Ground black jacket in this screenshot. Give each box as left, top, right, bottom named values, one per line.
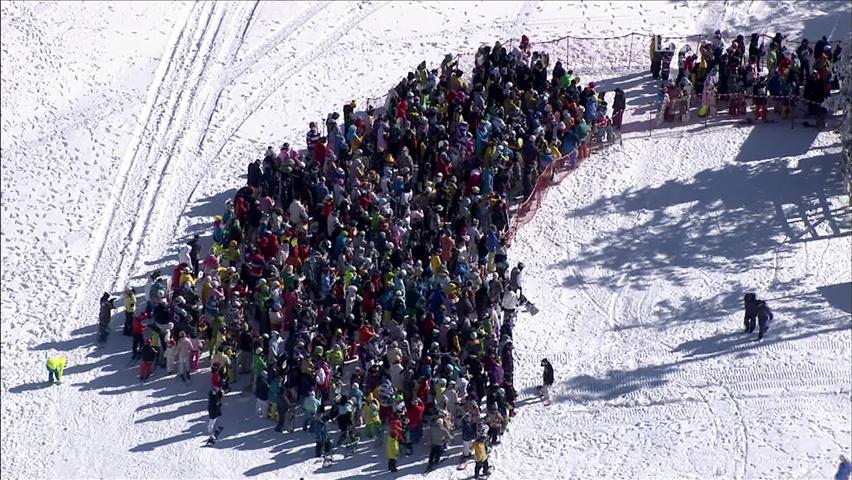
left=542, top=362, right=554, bottom=386
left=208, top=389, right=223, bottom=419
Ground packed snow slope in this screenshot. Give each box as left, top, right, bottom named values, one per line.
left=2, top=1, right=850, bottom=479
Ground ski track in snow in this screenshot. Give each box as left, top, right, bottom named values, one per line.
left=2, top=1, right=851, bottom=479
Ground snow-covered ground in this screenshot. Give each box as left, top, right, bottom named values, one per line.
left=1, top=1, right=850, bottom=479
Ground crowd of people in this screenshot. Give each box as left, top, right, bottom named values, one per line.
left=101, top=34, right=619, bottom=477
left=86, top=29, right=848, bottom=477
left=651, top=31, right=844, bottom=127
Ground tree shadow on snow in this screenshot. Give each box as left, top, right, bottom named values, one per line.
left=553, top=152, right=850, bottom=292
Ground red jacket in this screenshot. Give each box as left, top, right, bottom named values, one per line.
left=132, top=314, right=148, bottom=335
left=407, top=401, right=425, bottom=430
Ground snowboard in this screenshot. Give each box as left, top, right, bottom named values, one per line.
left=457, top=457, right=471, bottom=470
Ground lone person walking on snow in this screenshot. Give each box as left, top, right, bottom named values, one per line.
left=46, top=356, right=67, bottom=384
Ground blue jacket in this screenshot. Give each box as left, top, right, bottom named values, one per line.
left=585, top=96, right=599, bottom=123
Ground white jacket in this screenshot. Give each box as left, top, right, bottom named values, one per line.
left=501, top=290, right=519, bottom=311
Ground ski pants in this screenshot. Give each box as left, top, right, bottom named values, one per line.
left=131, top=334, right=144, bottom=358
left=123, top=312, right=133, bottom=336
left=177, top=357, right=191, bottom=378
left=745, top=314, right=757, bottom=332
left=207, top=417, right=220, bottom=437
left=47, top=367, right=62, bottom=383
left=428, top=445, right=443, bottom=466
left=758, top=316, right=769, bottom=338
left=462, top=439, right=473, bottom=457
left=256, top=399, right=269, bottom=418
left=140, top=361, right=154, bottom=379
left=475, top=460, right=490, bottom=477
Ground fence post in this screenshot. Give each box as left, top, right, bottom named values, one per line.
left=627, top=33, right=634, bottom=70
left=566, top=36, right=570, bottom=66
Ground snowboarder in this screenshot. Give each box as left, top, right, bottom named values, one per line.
left=46, top=356, right=67, bottom=384
left=540, top=358, right=554, bottom=404
left=755, top=299, right=773, bottom=340
left=743, top=292, right=759, bottom=333
left=207, top=387, right=224, bottom=444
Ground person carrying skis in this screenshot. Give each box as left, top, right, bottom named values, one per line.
left=46, top=356, right=67, bottom=384
left=540, top=358, right=554, bottom=404
left=207, top=387, right=224, bottom=444
left=755, top=299, right=773, bottom=340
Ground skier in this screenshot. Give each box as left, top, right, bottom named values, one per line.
left=46, top=356, right=67, bottom=384
left=207, top=387, right=224, bottom=445
left=743, top=292, right=759, bottom=333
left=755, top=299, right=773, bottom=340
left=98, top=292, right=117, bottom=343
left=540, top=358, right=554, bottom=404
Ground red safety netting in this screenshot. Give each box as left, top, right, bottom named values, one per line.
left=505, top=149, right=580, bottom=244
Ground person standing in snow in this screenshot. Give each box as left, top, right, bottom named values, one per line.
left=540, top=358, right=554, bottom=403
left=175, top=331, right=193, bottom=383
left=139, top=338, right=159, bottom=382
left=426, top=416, right=452, bottom=470
left=207, top=387, right=224, bottom=444
left=187, top=234, right=201, bottom=275
left=743, top=292, right=759, bottom=333
left=98, top=292, right=117, bottom=343
left=509, top=262, right=526, bottom=305
left=755, top=299, right=773, bottom=340
left=121, top=287, right=137, bottom=336
left=612, top=88, right=626, bottom=131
